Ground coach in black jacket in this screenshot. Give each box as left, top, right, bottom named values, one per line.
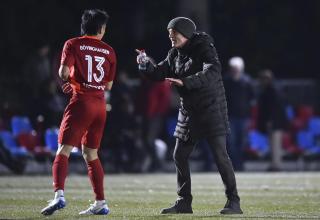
left=137, top=17, right=242, bottom=215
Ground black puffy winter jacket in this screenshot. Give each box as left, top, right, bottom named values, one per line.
left=140, top=32, right=230, bottom=140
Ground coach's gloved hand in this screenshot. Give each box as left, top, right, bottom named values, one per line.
left=61, top=82, right=72, bottom=94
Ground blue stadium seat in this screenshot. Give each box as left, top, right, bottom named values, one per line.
left=297, top=130, right=313, bottom=150
left=285, top=105, right=295, bottom=121
left=11, top=116, right=33, bottom=136
left=0, top=131, right=28, bottom=156
left=308, top=117, right=320, bottom=135
left=45, top=128, right=59, bottom=152
left=248, top=130, right=269, bottom=156
left=307, top=146, right=320, bottom=154
left=297, top=128, right=320, bottom=156
left=45, top=128, right=81, bottom=156
left=166, top=117, right=177, bottom=136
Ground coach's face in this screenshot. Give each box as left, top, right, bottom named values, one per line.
left=168, top=29, right=188, bottom=48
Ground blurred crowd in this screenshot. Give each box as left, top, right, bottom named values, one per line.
left=0, top=44, right=319, bottom=174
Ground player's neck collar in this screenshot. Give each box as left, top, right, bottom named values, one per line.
left=81, top=35, right=100, bottom=40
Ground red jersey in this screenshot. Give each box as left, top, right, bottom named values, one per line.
left=61, top=36, right=117, bottom=97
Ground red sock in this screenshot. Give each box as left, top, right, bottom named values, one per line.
left=87, top=159, right=105, bottom=200
left=52, top=154, right=69, bottom=192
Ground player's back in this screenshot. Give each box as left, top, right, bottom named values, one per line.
left=61, top=36, right=116, bottom=97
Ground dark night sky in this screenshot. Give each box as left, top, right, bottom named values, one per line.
left=0, top=0, right=319, bottom=79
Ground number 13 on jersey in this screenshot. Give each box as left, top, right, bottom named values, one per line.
left=85, top=55, right=105, bottom=83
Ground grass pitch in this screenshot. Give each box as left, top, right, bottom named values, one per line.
left=0, top=172, right=319, bottom=219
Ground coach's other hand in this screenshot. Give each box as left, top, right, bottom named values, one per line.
left=165, top=78, right=184, bottom=87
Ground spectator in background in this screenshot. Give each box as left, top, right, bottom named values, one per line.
left=106, top=70, right=143, bottom=172
left=24, top=43, right=52, bottom=87
left=0, top=140, right=27, bottom=174
left=45, top=80, right=67, bottom=126
left=224, top=57, right=255, bottom=171
left=23, top=43, right=53, bottom=119
left=142, top=80, right=171, bottom=171
left=257, top=69, right=287, bottom=171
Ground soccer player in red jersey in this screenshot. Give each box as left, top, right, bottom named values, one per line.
left=41, top=9, right=116, bottom=216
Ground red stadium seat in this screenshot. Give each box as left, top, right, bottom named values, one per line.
left=297, top=105, right=314, bottom=123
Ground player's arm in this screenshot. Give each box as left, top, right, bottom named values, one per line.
left=105, top=51, right=117, bottom=91
left=105, top=81, right=113, bottom=90
left=60, top=40, right=75, bottom=94
left=59, top=65, right=73, bottom=94
left=58, top=65, right=70, bottom=81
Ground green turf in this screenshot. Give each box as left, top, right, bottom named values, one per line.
left=0, top=173, right=319, bottom=219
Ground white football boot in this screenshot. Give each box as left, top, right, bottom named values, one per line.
left=79, top=200, right=109, bottom=215
left=41, top=196, right=66, bottom=215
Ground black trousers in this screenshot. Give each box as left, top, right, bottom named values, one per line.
left=173, top=135, right=240, bottom=202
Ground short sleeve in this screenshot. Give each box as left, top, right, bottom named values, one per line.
left=107, top=51, right=117, bottom=82
left=60, top=40, right=75, bottom=68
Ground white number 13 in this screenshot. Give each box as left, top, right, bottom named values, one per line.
left=85, top=55, right=105, bottom=83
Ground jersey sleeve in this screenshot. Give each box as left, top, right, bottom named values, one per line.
left=106, top=51, right=117, bottom=82
left=60, top=40, right=75, bottom=68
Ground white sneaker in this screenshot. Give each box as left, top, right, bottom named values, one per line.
left=79, top=201, right=110, bottom=215
left=41, top=196, right=66, bottom=215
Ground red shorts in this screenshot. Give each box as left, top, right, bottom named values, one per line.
left=58, top=94, right=106, bottom=149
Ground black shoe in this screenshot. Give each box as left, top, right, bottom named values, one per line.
left=220, top=199, right=243, bottom=214
left=160, top=198, right=193, bottom=214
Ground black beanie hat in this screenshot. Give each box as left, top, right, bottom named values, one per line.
left=167, top=17, right=196, bottom=39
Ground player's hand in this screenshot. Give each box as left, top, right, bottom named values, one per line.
left=135, top=49, right=148, bottom=64
left=165, top=78, right=184, bottom=87
left=61, top=82, right=73, bottom=94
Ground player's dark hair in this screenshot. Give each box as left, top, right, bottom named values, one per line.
left=81, top=9, right=109, bottom=36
